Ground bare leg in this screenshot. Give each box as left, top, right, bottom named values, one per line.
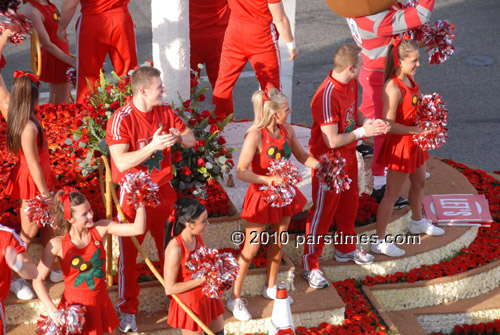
left=209, top=314, right=225, bottom=334
left=231, top=222, right=266, bottom=299
left=20, top=199, right=38, bottom=246
left=266, top=216, right=290, bottom=288
left=375, top=170, right=409, bottom=238
left=49, top=83, right=70, bottom=104
left=408, top=164, right=427, bottom=221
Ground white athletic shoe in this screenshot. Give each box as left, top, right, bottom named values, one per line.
left=302, top=269, right=330, bottom=289
left=119, top=313, right=137, bottom=333
left=409, top=218, right=445, bottom=236
left=261, top=285, right=294, bottom=304
left=10, top=278, right=36, bottom=300
left=371, top=240, right=406, bottom=257
left=227, top=297, right=251, bottom=321
left=335, top=249, right=375, bottom=265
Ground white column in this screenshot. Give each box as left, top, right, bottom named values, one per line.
left=151, top=0, right=190, bottom=104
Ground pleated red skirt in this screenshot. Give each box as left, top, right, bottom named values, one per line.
left=378, top=133, right=429, bottom=173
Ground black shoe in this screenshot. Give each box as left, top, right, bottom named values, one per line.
left=356, top=143, right=374, bottom=158
left=370, top=185, right=409, bottom=209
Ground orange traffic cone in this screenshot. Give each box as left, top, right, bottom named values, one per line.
left=268, top=283, right=295, bottom=335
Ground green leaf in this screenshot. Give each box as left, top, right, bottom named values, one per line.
left=219, top=113, right=233, bottom=130
left=91, top=248, right=101, bottom=263
left=205, top=162, right=213, bottom=170
left=218, top=156, right=227, bottom=164
left=74, top=273, right=86, bottom=288
left=93, top=258, right=105, bottom=268
left=86, top=275, right=95, bottom=290
left=93, top=268, right=105, bottom=279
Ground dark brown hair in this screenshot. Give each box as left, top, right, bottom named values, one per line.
left=6, top=75, right=42, bottom=154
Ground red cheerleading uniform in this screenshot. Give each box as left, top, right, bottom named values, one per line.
left=346, top=0, right=435, bottom=177
left=59, top=227, right=118, bottom=335
left=106, top=102, right=185, bottom=314
left=240, top=125, right=306, bottom=224
left=211, top=0, right=282, bottom=122
left=377, top=75, right=429, bottom=173
left=26, top=0, right=71, bottom=83
left=190, top=0, right=229, bottom=90
left=75, top=0, right=137, bottom=103
left=5, top=119, right=55, bottom=200
left=0, top=225, right=26, bottom=335
left=302, top=74, right=360, bottom=272
left=167, top=235, right=224, bottom=331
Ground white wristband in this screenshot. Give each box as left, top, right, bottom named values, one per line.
left=353, top=127, right=366, bottom=140
left=286, top=40, right=296, bottom=49
left=10, top=257, right=22, bottom=272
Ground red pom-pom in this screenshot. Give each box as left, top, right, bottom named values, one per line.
left=316, top=150, right=351, bottom=193
left=25, top=194, right=54, bottom=228
left=424, top=20, right=455, bottom=65
left=66, top=68, right=76, bottom=85
left=413, top=93, right=448, bottom=151
left=259, top=158, right=302, bottom=208
left=186, top=247, right=239, bottom=299
left=120, top=171, right=160, bottom=209
left=0, top=8, right=33, bottom=45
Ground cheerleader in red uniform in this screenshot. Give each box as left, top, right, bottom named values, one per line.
left=371, top=38, right=444, bottom=258
left=24, top=0, right=75, bottom=104
left=32, top=189, right=146, bottom=335
left=0, top=30, right=59, bottom=294
left=163, top=197, right=224, bottom=335
left=227, top=86, right=318, bottom=321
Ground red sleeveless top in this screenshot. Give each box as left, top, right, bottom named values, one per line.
left=377, top=75, right=429, bottom=173
left=250, top=124, right=292, bottom=175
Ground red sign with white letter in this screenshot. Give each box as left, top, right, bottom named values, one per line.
left=423, top=194, right=493, bottom=227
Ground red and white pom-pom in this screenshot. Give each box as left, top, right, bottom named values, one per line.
left=424, top=20, right=455, bottom=65
left=66, top=68, right=76, bottom=85
left=0, top=8, right=33, bottom=45
left=120, top=171, right=160, bottom=209
left=399, top=1, right=430, bottom=41
left=25, top=194, right=54, bottom=228
left=259, top=158, right=302, bottom=208
left=186, top=246, right=239, bottom=299
left=61, top=304, right=86, bottom=334
left=36, top=304, right=86, bottom=335
left=316, top=151, right=351, bottom=193
left=413, top=93, right=448, bottom=151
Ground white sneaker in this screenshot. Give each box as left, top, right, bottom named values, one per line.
left=371, top=240, right=406, bottom=257
left=302, top=269, right=330, bottom=289
left=10, top=278, right=36, bottom=300
left=409, top=218, right=445, bottom=236
left=49, top=269, right=64, bottom=283
left=261, top=285, right=294, bottom=304
left=226, top=297, right=251, bottom=321
left=119, top=313, right=137, bottom=333
left=335, top=249, right=375, bottom=265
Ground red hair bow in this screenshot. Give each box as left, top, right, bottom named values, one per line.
left=168, top=208, right=177, bottom=237
left=262, top=82, right=275, bottom=106
left=392, top=35, right=412, bottom=69
left=13, top=70, right=40, bottom=84
left=59, top=186, right=77, bottom=221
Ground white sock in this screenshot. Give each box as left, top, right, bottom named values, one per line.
left=377, top=238, right=384, bottom=244
left=373, top=176, right=387, bottom=190
left=412, top=217, right=425, bottom=225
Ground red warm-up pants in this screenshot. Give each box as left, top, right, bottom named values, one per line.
left=190, top=25, right=227, bottom=90
left=116, top=183, right=176, bottom=314
left=302, top=149, right=359, bottom=272
left=76, top=8, right=137, bottom=103
left=358, top=67, right=386, bottom=178
left=212, top=18, right=281, bottom=122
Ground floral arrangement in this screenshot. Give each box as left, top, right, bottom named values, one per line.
left=170, top=71, right=236, bottom=195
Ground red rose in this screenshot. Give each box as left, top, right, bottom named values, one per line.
left=181, top=166, right=191, bottom=176
left=173, top=151, right=182, bottom=163
left=110, top=101, right=121, bottom=110
left=95, top=118, right=103, bottom=125
left=194, top=139, right=205, bottom=151
left=217, top=136, right=226, bottom=145
left=198, top=94, right=206, bottom=102
left=220, top=147, right=228, bottom=155
left=86, top=105, right=95, bottom=113
left=74, top=119, right=83, bottom=128
left=183, top=100, right=191, bottom=108
left=188, top=117, right=197, bottom=126
left=201, top=110, right=211, bottom=119
left=210, top=124, right=219, bottom=134
left=80, top=133, right=90, bottom=144
left=197, top=158, right=205, bottom=167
